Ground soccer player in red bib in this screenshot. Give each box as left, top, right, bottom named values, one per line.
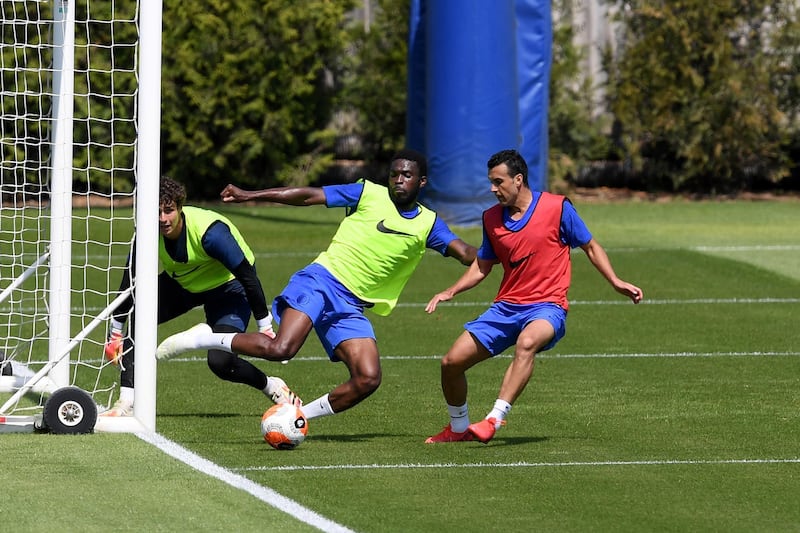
left=425, top=149, right=643, bottom=444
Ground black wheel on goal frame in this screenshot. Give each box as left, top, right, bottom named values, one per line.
left=42, top=386, right=98, bottom=434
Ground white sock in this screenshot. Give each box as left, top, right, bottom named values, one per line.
left=447, top=402, right=470, bottom=433
left=300, top=394, right=335, bottom=420
left=263, top=376, right=285, bottom=397
left=119, top=386, right=135, bottom=406
left=197, top=332, right=235, bottom=351
left=487, top=399, right=512, bottom=427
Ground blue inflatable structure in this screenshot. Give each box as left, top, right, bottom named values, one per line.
left=407, top=0, right=552, bottom=226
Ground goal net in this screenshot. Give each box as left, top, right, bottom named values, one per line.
left=0, top=0, right=161, bottom=433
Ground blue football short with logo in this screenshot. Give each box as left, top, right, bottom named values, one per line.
left=465, top=301, right=567, bottom=356
left=273, top=262, right=375, bottom=361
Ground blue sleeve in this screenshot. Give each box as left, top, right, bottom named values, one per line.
left=201, top=221, right=247, bottom=270
left=323, top=182, right=365, bottom=208
left=425, top=216, right=462, bottom=256
left=560, top=200, right=592, bottom=248
left=477, top=226, right=498, bottom=261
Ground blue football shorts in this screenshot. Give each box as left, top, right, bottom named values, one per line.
left=158, top=273, right=250, bottom=332
left=465, top=301, right=567, bottom=356
left=273, top=263, right=375, bottom=361
left=203, top=280, right=251, bottom=332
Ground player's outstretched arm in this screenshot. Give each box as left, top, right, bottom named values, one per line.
left=446, top=239, right=478, bottom=266
left=426, top=259, right=493, bottom=314
left=220, top=184, right=326, bottom=206
left=580, top=238, right=643, bottom=304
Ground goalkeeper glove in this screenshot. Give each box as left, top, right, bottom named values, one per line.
left=256, top=313, right=276, bottom=339
left=104, top=320, right=125, bottom=366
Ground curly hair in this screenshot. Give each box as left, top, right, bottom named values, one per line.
left=159, top=176, right=186, bottom=208
left=391, top=148, right=427, bottom=177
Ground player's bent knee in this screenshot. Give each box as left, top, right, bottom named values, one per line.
left=515, top=337, right=546, bottom=356
left=207, top=350, right=234, bottom=377
left=441, top=353, right=471, bottom=373
left=354, top=371, right=381, bottom=395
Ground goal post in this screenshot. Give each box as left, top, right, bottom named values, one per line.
left=49, top=0, right=77, bottom=395
left=0, top=0, right=162, bottom=434
left=133, top=0, right=163, bottom=434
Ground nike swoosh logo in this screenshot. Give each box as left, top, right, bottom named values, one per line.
left=509, top=254, right=533, bottom=268
left=172, top=265, right=201, bottom=279
left=376, top=220, right=414, bottom=237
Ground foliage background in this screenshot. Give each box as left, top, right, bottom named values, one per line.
left=606, top=0, right=800, bottom=193
left=160, top=0, right=354, bottom=196
left=3, top=0, right=799, bottom=196
left=149, top=0, right=800, bottom=194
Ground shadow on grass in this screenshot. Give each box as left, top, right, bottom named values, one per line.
left=309, top=432, right=405, bottom=443
left=471, top=436, right=550, bottom=446
left=158, top=412, right=245, bottom=419
left=304, top=433, right=550, bottom=446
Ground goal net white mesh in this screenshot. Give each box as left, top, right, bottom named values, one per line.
left=1, top=0, right=150, bottom=432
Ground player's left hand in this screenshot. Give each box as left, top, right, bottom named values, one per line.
left=425, top=290, right=455, bottom=314
left=618, top=283, right=643, bottom=304
left=104, top=328, right=124, bottom=365
left=256, top=313, right=276, bottom=339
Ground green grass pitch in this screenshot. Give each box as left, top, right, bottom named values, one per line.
left=2, top=198, right=798, bottom=532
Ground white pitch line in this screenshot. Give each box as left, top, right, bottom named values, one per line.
left=24, top=349, right=800, bottom=368
left=395, top=297, right=800, bottom=308
left=692, top=244, right=800, bottom=252
left=65, top=243, right=800, bottom=263
left=236, top=457, right=800, bottom=473
left=136, top=432, right=355, bottom=533
left=167, top=350, right=800, bottom=365
left=593, top=244, right=800, bottom=253
left=539, top=350, right=800, bottom=360
left=4, top=296, right=797, bottom=315
left=246, top=244, right=800, bottom=257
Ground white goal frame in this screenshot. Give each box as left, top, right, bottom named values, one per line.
left=0, top=0, right=163, bottom=433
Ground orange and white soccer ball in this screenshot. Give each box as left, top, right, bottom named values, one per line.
left=260, top=403, right=308, bottom=450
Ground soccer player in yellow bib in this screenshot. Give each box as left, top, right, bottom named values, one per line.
left=156, top=150, right=477, bottom=423
left=102, top=176, right=300, bottom=416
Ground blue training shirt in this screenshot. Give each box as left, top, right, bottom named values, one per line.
left=323, top=181, right=459, bottom=256
left=200, top=221, right=247, bottom=270
left=478, top=192, right=592, bottom=261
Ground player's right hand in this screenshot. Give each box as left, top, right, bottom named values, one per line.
left=220, top=184, right=248, bottom=203
left=104, top=329, right=124, bottom=365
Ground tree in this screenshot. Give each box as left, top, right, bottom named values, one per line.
left=160, top=0, right=355, bottom=196
left=548, top=0, right=615, bottom=190
left=336, top=0, right=410, bottom=164
left=607, top=1, right=800, bottom=192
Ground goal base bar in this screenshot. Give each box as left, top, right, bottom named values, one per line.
left=0, top=415, right=43, bottom=433
left=94, top=416, right=149, bottom=433
left=0, top=414, right=148, bottom=434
